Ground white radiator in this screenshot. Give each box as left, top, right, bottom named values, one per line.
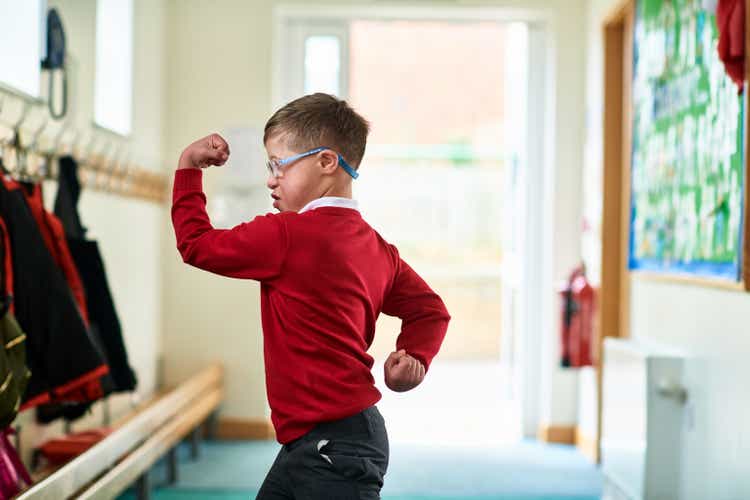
left=601, top=338, right=686, bottom=500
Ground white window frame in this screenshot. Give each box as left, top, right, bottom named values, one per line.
left=275, top=18, right=349, bottom=106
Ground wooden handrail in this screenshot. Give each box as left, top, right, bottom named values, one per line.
left=77, top=388, right=223, bottom=499
left=16, top=363, right=223, bottom=500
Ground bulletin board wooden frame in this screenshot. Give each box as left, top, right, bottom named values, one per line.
left=624, top=0, right=750, bottom=292
left=594, top=0, right=636, bottom=467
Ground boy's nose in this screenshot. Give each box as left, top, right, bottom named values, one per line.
left=266, top=173, right=278, bottom=189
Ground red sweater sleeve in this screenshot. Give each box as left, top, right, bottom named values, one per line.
left=171, top=169, right=287, bottom=280
left=382, top=249, right=451, bottom=372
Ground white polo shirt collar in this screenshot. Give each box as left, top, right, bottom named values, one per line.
left=298, top=197, right=359, bottom=214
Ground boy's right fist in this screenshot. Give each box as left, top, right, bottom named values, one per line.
left=178, top=133, right=230, bottom=170
left=384, top=349, right=425, bottom=392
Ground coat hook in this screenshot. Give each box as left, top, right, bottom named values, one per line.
left=96, top=142, right=117, bottom=190
left=25, top=117, right=49, bottom=181
left=12, top=101, right=32, bottom=135
left=42, top=123, right=69, bottom=181
left=85, top=135, right=97, bottom=163
left=104, top=145, right=126, bottom=192
left=51, top=121, right=69, bottom=156
left=29, top=116, right=49, bottom=150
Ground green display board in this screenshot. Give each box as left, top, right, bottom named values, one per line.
left=629, top=0, right=746, bottom=281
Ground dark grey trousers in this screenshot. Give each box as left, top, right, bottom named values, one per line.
left=256, top=406, right=389, bottom=500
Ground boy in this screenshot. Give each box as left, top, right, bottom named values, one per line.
left=171, top=93, right=450, bottom=499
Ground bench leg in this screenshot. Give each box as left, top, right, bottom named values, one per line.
left=102, top=397, right=112, bottom=427
left=13, top=425, right=21, bottom=457
left=167, top=447, right=178, bottom=485
left=136, top=472, right=151, bottom=500
left=190, top=426, right=201, bottom=460
left=206, top=410, right=219, bottom=440
left=31, top=448, right=41, bottom=471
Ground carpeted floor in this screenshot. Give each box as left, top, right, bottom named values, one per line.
left=117, top=439, right=602, bottom=500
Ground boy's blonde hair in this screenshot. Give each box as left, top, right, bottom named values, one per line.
left=264, top=93, right=370, bottom=168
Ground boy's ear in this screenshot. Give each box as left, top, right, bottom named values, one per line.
left=319, top=150, right=339, bottom=174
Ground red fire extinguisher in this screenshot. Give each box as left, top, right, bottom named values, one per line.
left=559, top=264, right=595, bottom=368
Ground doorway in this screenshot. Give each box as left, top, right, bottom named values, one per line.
left=273, top=4, right=548, bottom=444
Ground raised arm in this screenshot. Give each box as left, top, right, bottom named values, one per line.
left=171, top=134, right=287, bottom=281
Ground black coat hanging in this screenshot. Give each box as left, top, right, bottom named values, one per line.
left=54, top=156, right=137, bottom=393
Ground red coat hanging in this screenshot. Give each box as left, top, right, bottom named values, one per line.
left=717, top=0, right=746, bottom=93
left=0, top=218, right=13, bottom=315
left=20, top=183, right=90, bottom=326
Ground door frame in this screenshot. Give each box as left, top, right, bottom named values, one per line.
left=598, top=0, right=635, bottom=463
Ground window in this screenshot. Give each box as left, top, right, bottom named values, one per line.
left=304, top=36, right=341, bottom=95
left=275, top=19, right=349, bottom=106
left=0, top=0, right=46, bottom=99
left=94, top=0, right=133, bottom=135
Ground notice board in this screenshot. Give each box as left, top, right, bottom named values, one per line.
left=629, top=0, right=748, bottom=286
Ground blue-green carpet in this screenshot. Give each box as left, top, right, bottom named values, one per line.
left=117, top=440, right=602, bottom=500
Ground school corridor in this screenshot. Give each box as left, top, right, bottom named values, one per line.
left=117, top=440, right=602, bottom=500
left=0, top=0, right=748, bottom=499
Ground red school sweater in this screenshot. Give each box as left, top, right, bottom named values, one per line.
left=171, top=169, right=451, bottom=444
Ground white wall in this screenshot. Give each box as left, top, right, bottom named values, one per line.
left=161, top=0, right=586, bottom=432
left=0, top=0, right=166, bottom=461
left=629, top=281, right=750, bottom=499
left=583, top=0, right=750, bottom=497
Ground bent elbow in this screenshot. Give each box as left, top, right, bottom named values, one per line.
left=436, top=296, right=451, bottom=323
left=176, top=239, right=199, bottom=266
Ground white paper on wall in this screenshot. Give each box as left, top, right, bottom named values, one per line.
left=208, top=127, right=270, bottom=227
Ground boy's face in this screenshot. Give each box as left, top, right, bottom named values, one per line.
left=265, top=133, right=327, bottom=213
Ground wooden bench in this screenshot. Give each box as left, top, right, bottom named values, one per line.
left=16, top=363, right=224, bottom=500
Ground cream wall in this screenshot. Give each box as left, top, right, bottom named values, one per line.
left=583, top=0, right=750, bottom=497
left=161, top=0, right=275, bottom=420
left=0, top=0, right=166, bottom=461
left=161, top=0, right=587, bottom=431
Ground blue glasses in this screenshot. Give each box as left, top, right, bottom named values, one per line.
left=266, top=147, right=359, bottom=179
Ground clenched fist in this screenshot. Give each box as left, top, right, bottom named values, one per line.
left=384, top=349, right=425, bottom=392
left=178, top=133, right=230, bottom=170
